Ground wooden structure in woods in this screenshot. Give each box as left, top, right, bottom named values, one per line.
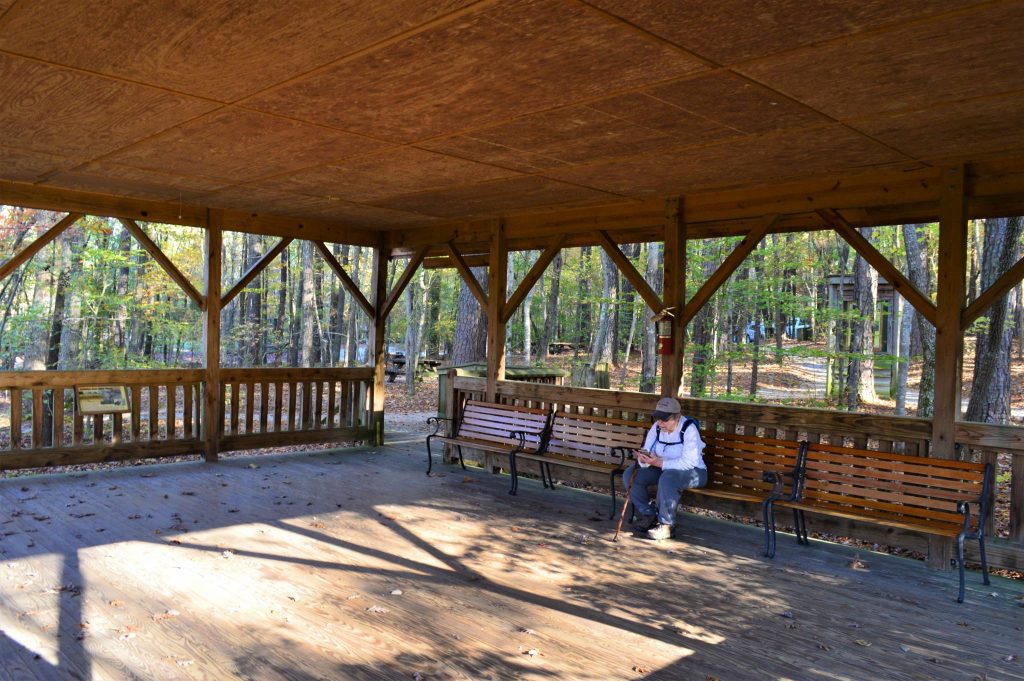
left=2, top=1, right=1024, bottom=572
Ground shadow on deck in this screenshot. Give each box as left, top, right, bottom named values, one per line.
left=0, top=434, right=1021, bottom=680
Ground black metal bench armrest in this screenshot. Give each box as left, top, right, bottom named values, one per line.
left=426, top=416, right=451, bottom=438
left=510, top=428, right=543, bottom=453
left=611, top=446, right=641, bottom=468
left=762, top=469, right=799, bottom=500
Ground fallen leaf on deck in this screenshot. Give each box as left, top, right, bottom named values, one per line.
left=153, top=609, right=180, bottom=621
left=247, top=464, right=260, bottom=469
left=818, top=643, right=831, bottom=651
left=632, top=665, right=650, bottom=673
left=899, top=644, right=911, bottom=653
left=390, top=589, right=403, bottom=596
left=518, top=627, right=536, bottom=635
left=779, top=611, right=794, bottom=619
left=221, top=550, right=234, bottom=558
left=525, top=648, right=538, bottom=657
left=855, top=640, right=872, bottom=647
left=110, top=600, right=125, bottom=607
left=412, top=673, right=423, bottom=681
left=365, top=605, right=389, bottom=613
left=176, top=659, right=195, bottom=666
left=461, top=476, right=473, bottom=483
left=1004, top=655, right=1019, bottom=662
left=848, top=555, right=867, bottom=569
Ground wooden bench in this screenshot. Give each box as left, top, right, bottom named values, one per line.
left=765, top=442, right=992, bottom=602
left=511, top=411, right=649, bottom=512
left=425, top=400, right=551, bottom=488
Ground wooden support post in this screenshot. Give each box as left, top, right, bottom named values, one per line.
left=203, top=212, right=222, bottom=462
left=486, top=219, right=507, bottom=402
left=370, top=239, right=388, bottom=445
left=930, top=165, right=968, bottom=569
left=661, top=198, right=685, bottom=397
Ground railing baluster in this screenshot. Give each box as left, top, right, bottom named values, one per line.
left=146, top=385, right=157, bottom=440
left=183, top=382, right=193, bottom=439
left=131, top=385, right=142, bottom=442
left=11, top=388, right=22, bottom=449
left=245, top=381, right=254, bottom=434
left=288, top=381, right=298, bottom=431
left=168, top=383, right=178, bottom=441
left=53, top=387, right=65, bottom=447
left=93, top=414, right=104, bottom=445
left=32, top=389, right=43, bottom=448
left=259, top=381, right=269, bottom=434
left=274, top=382, right=284, bottom=432
left=112, top=409, right=123, bottom=445
left=230, top=382, right=240, bottom=435
left=327, top=380, right=337, bottom=429
left=313, top=381, right=323, bottom=429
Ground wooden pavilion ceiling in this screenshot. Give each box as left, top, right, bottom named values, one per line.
left=1, top=0, right=1023, bottom=239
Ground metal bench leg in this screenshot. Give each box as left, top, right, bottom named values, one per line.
left=509, top=452, right=518, bottom=496
left=538, top=460, right=550, bottom=489
left=762, top=500, right=774, bottom=558
left=794, top=509, right=808, bottom=545
left=545, top=462, right=555, bottom=489
left=957, top=533, right=967, bottom=603
left=979, top=534, right=990, bottom=585
left=456, top=444, right=466, bottom=471
left=425, top=436, right=433, bottom=476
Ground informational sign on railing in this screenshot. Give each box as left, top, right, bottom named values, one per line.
left=75, top=385, right=131, bottom=414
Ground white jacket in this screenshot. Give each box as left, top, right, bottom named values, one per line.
left=641, top=419, right=705, bottom=471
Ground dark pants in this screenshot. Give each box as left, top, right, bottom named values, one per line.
left=623, top=463, right=708, bottom=525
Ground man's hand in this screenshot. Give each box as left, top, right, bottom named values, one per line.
left=637, top=450, right=663, bottom=468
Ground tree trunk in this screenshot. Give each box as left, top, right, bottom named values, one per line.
left=539, top=250, right=562, bottom=361
left=902, top=223, right=936, bottom=417
left=640, top=242, right=662, bottom=393
left=299, top=240, right=315, bottom=367
left=451, top=266, right=488, bottom=364
left=590, top=249, right=616, bottom=366
left=690, top=241, right=717, bottom=397
left=855, top=229, right=878, bottom=404
left=895, top=296, right=913, bottom=416
left=333, top=244, right=348, bottom=364
left=277, top=245, right=289, bottom=366
left=965, top=216, right=1024, bottom=424
left=346, top=247, right=362, bottom=366
left=522, top=251, right=537, bottom=363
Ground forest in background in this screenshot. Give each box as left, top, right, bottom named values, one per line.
left=1, top=205, right=1022, bottom=427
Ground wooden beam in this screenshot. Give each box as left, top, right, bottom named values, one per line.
left=446, top=241, right=488, bottom=310
left=0, top=212, right=81, bottom=283
left=221, top=237, right=293, bottom=307
left=486, top=220, right=508, bottom=402
left=819, top=210, right=938, bottom=327
left=380, top=246, right=428, bottom=321
left=682, top=215, right=776, bottom=326
left=662, top=198, right=685, bottom=397
left=594, top=230, right=665, bottom=314
left=930, top=165, right=968, bottom=569
left=962, top=252, right=1024, bottom=330
left=312, top=241, right=374, bottom=318
left=370, top=238, right=388, bottom=445
left=502, top=234, right=567, bottom=325
left=424, top=253, right=489, bottom=269
left=203, top=211, right=222, bottom=463
left=119, top=218, right=204, bottom=308
left=0, top=180, right=378, bottom=245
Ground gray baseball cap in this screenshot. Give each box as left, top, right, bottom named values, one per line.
left=652, top=396, right=681, bottom=420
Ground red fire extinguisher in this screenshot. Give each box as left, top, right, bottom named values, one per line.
left=655, top=312, right=674, bottom=355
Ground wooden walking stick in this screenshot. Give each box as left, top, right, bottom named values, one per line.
left=613, top=454, right=642, bottom=542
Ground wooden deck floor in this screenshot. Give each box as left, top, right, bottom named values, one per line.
left=0, top=435, right=1021, bottom=681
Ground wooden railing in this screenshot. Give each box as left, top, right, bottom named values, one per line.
left=0, top=367, right=375, bottom=471
left=448, top=376, right=1024, bottom=566
left=218, top=367, right=374, bottom=452
left=0, top=369, right=204, bottom=469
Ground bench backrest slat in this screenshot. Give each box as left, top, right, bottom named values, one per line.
left=544, top=411, right=648, bottom=465
left=703, top=432, right=804, bottom=495
left=801, top=443, right=987, bottom=530
left=456, top=400, right=550, bottom=447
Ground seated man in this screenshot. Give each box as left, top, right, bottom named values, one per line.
left=623, top=396, right=707, bottom=540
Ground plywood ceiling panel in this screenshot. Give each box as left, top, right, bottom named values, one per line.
left=853, top=93, right=1024, bottom=162
left=417, top=137, right=572, bottom=174
left=0, top=54, right=216, bottom=158
left=545, top=126, right=906, bottom=196
left=586, top=0, right=974, bottom=64
left=443, top=105, right=674, bottom=169
left=245, top=0, right=707, bottom=141
left=105, top=109, right=388, bottom=183
left=0, top=146, right=74, bottom=182
left=268, top=147, right=519, bottom=203
left=375, top=175, right=622, bottom=219
left=0, top=0, right=475, bottom=101
left=738, top=2, right=1024, bottom=120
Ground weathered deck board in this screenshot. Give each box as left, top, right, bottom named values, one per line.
left=0, top=436, right=1021, bottom=681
